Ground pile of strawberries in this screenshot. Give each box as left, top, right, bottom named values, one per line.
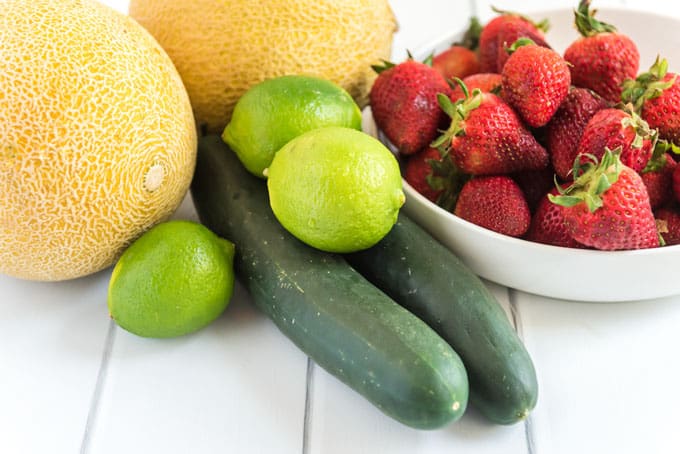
left=370, top=0, right=680, bottom=251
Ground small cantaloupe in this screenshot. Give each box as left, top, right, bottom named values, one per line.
left=0, top=0, right=197, bottom=281
left=128, top=0, right=398, bottom=134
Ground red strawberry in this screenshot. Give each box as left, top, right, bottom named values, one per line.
left=563, top=0, right=639, bottom=103
left=433, top=84, right=549, bottom=175
left=655, top=205, right=680, bottom=246
left=433, top=16, right=482, bottom=80
left=526, top=187, right=588, bottom=248
left=478, top=9, right=549, bottom=73
left=454, top=176, right=531, bottom=237
left=450, top=73, right=502, bottom=102
left=404, top=147, right=444, bottom=203
left=641, top=152, right=677, bottom=210
left=433, top=46, right=480, bottom=80
left=370, top=58, right=451, bottom=155
left=546, top=87, right=608, bottom=180
left=550, top=149, right=659, bottom=250
left=494, top=20, right=552, bottom=72
left=501, top=39, right=571, bottom=128
left=673, top=160, right=680, bottom=203
left=512, top=166, right=556, bottom=213
left=404, top=147, right=469, bottom=210
left=576, top=107, right=657, bottom=174
left=622, top=56, right=680, bottom=146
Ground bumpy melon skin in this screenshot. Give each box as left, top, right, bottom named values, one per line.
left=0, top=0, right=197, bottom=281
left=129, top=0, right=397, bottom=134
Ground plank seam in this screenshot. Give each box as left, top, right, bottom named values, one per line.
left=508, top=288, right=536, bottom=454
left=79, top=319, right=116, bottom=454
left=302, top=357, right=315, bottom=454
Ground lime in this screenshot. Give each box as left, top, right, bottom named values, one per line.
left=266, top=126, right=405, bottom=253
left=107, top=220, right=235, bottom=338
left=222, top=74, right=362, bottom=178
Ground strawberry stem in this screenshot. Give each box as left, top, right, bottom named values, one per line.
left=574, top=0, right=617, bottom=37
left=425, top=154, right=470, bottom=211
left=371, top=53, right=435, bottom=74
left=621, top=56, right=677, bottom=112
left=643, top=138, right=680, bottom=173
left=549, top=148, right=623, bottom=213
left=506, top=37, right=536, bottom=55
left=619, top=106, right=658, bottom=150
left=455, top=17, right=483, bottom=50
left=371, top=60, right=396, bottom=74
left=431, top=80, right=482, bottom=152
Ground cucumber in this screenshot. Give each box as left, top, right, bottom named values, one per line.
left=190, top=135, right=469, bottom=430
left=346, top=214, right=538, bottom=425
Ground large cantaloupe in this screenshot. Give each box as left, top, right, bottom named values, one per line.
left=128, top=0, right=397, bottom=134
left=0, top=0, right=197, bottom=281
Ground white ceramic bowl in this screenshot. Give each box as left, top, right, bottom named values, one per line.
left=364, top=7, right=680, bottom=302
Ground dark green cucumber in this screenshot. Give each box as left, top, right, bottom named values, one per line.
left=190, top=135, right=468, bottom=429
left=347, top=214, right=538, bottom=425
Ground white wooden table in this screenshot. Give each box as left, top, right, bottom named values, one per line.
left=3, top=1, right=680, bottom=453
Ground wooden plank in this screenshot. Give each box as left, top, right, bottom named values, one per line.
left=84, top=283, right=309, bottom=454
left=516, top=291, right=680, bottom=453
left=0, top=272, right=111, bottom=454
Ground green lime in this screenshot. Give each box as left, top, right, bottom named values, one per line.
left=222, top=74, right=362, bottom=178
left=107, top=220, right=235, bottom=338
left=266, top=126, right=405, bottom=253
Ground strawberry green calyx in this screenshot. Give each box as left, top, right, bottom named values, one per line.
left=644, top=139, right=680, bottom=174
left=621, top=56, right=677, bottom=111
left=431, top=79, right=482, bottom=151
left=425, top=152, right=470, bottom=211
left=405, top=50, right=434, bottom=67
left=371, top=53, right=434, bottom=74
left=573, top=0, right=617, bottom=37
left=371, top=60, right=396, bottom=74
left=506, top=37, right=537, bottom=54
left=490, top=6, right=550, bottom=32
left=456, top=16, right=483, bottom=50
left=549, top=148, right=623, bottom=213
left=620, top=106, right=658, bottom=149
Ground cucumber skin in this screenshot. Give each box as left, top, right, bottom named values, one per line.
left=190, top=135, right=469, bottom=430
left=347, top=215, right=538, bottom=425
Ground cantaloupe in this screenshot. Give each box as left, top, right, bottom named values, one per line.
left=0, top=0, right=197, bottom=281
left=128, top=0, right=398, bottom=134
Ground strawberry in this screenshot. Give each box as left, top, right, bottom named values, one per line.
left=550, top=148, right=659, bottom=250
left=404, top=147, right=444, bottom=203
left=512, top=166, right=556, bottom=213
left=404, top=147, right=469, bottom=210
left=641, top=151, right=677, bottom=210
left=622, top=56, right=680, bottom=146
left=526, top=187, right=588, bottom=248
left=478, top=9, right=549, bottom=73
left=433, top=46, right=480, bottom=81
left=501, top=39, right=571, bottom=128
left=494, top=20, right=552, bottom=72
left=454, top=175, right=531, bottom=237
left=450, top=73, right=502, bottom=102
left=563, top=0, right=639, bottom=103
left=546, top=87, right=608, bottom=180
left=576, top=107, right=657, bottom=174
left=433, top=84, right=549, bottom=175
left=673, top=160, right=680, bottom=203
left=655, top=205, right=680, bottom=246
left=370, top=58, right=451, bottom=155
